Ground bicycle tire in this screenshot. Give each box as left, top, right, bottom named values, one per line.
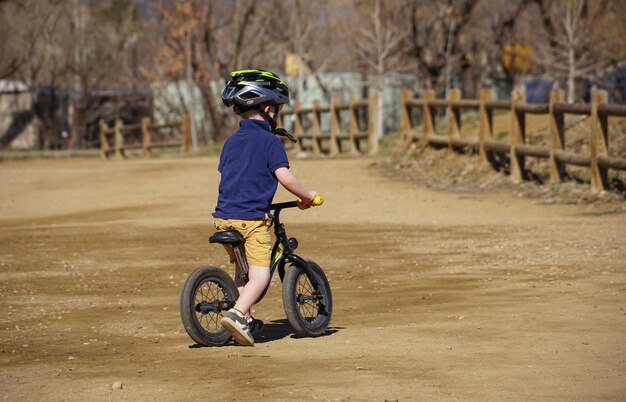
left=180, top=265, right=238, bottom=346
left=282, top=259, right=332, bottom=337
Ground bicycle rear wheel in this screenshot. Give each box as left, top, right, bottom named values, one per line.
left=282, top=259, right=332, bottom=337
left=180, top=265, right=238, bottom=346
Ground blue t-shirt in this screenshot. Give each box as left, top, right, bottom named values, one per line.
left=213, top=119, right=289, bottom=219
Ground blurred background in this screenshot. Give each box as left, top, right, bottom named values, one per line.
left=0, top=0, right=625, bottom=151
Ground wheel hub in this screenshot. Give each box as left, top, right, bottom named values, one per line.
left=195, top=300, right=233, bottom=314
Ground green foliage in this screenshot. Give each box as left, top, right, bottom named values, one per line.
left=95, top=0, right=140, bottom=28
left=496, top=130, right=509, bottom=140
left=460, top=112, right=480, bottom=131
left=0, top=149, right=101, bottom=162
left=0, top=144, right=223, bottom=162
left=378, top=131, right=401, bottom=156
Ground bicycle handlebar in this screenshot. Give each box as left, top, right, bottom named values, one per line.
left=270, top=195, right=324, bottom=211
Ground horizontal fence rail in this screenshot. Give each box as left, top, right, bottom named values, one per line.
left=99, top=114, right=190, bottom=159
left=278, top=93, right=379, bottom=157
left=401, top=88, right=626, bottom=192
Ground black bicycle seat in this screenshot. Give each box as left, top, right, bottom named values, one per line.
left=208, top=230, right=245, bottom=246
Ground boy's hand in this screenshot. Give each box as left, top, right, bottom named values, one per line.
left=297, top=191, right=319, bottom=209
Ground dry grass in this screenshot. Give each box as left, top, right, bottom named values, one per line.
left=383, top=111, right=626, bottom=204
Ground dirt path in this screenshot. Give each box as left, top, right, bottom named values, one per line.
left=1, top=156, right=625, bottom=401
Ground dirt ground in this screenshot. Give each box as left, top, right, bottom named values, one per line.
left=1, top=155, right=625, bottom=401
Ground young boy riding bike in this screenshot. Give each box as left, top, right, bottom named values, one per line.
left=215, top=69, right=318, bottom=346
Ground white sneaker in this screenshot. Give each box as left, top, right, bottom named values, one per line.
left=221, top=309, right=254, bottom=346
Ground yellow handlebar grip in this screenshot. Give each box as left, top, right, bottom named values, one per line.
left=297, top=195, right=324, bottom=209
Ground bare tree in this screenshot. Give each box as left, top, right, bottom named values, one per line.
left=65, top=0, right=144, bottom=147
left=1, top=0, right=71, bottom=148
left=4, top=0, right=622, bottom=150
left=195, top=0, right=276, bottom=140
left=350, top=0, right=410, bottom=137
left=292, top=0, right=310, bottom=99
left=279, top=0, right=340, bottom=103
left=143, top=0, right=285, bottom=142
left=406, top=0, right=479, bottom=97
left=2, top=0, right=147, bottom=148
left=0, top=3, right=23, bottom=80
left=0, top=1, right=67, bottom=87
left=467, top=0, right=527, bottom=96
left=530, top=0, right=610, bottom=102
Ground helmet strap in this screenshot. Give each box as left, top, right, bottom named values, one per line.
left=257, top=105, right=296, bottom=142
left=257, top=105, right=280, bottom=132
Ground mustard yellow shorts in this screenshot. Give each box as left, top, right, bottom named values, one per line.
left=213, top=217, right=272, bottom=267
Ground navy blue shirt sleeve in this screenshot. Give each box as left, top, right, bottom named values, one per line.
left=268, top=136, right=289, bottom=173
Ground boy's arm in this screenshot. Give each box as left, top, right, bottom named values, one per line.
left=274, top=167, right=317, bottom=208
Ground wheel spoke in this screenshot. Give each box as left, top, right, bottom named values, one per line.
left=295, top=272, right=320, bottom=321
left=193, top=279, right=230, bottom=332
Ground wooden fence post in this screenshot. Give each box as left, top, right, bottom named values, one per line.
left=478, top=88, right=492, bottom=163
left=311, top=100, right=322, bottom=157
left=292, top=101, right=304, bottom=154
left=114, top=119, right=124, bottom=159
left=99, top=120, right=110, bottom=159
left=422, top=89, right=436, bottom=148
left=368, top=92, right=379, bottom=156
left=549, top=89, right=566, bottom=183
left=590, top=89, right=609, bottom=192
left=348, top=96, right=360, bottom=155
left=182, top=113, right=191, bottom=153
left=447, top=88, right=462, bottom=150
left=510, top=88, right=526, bottom=183
left=141, top=117, right=151, bottom=158
left=329, top=97, right=341, bottom=157
left=400, top=88, right=412, bottom=144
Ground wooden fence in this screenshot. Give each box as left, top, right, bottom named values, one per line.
left=278, top=92, right=379, bottom=156
left=99, top=114, right=190, bottom=159
left=401, top=88, right=626, bottom=192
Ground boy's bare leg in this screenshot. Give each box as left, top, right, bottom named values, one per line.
left=233, top=263, right=245, bottom=297
left=232, top=263, right=250, bottom=319
left=221, top=264, right=269, bottom=346
left=233, top=265, right=270, bottom=316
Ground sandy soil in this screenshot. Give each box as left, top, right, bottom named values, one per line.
left=1, top=156, right=625, bottom=401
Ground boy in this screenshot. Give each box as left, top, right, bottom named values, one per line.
left=215, top=69, right=317, bottom=346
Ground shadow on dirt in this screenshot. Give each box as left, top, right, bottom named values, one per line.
left=187, top=319, right=340, bottom=348
left=254, top=319, right=297, bottom=343
left=255, top=319, right=340, bottom=344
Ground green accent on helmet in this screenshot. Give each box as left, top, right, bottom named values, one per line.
left=230, top=69, right=286, bottom=85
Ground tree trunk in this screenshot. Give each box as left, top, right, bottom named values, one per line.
left=72, top=98, right=89, bottom=149
left=376, top=74, right=384, bottom=138
left=567, top=47, right=576, bottom=103
left=185, top=32, right=198, bottom=151
left=199, top=83, right=228, bottom=143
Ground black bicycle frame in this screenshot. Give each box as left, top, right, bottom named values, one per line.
left=255, top=201, right=308, bottom=303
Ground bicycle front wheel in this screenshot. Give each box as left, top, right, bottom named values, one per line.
left=179, top=265, right=238, bottom=346
left=282, top=259, right=332, bottom=337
